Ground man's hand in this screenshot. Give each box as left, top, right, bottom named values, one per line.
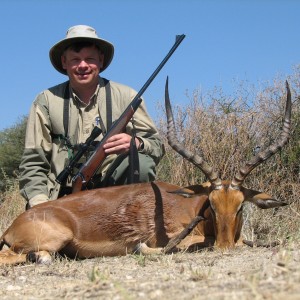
left=103, top=133, right=141, bottom=155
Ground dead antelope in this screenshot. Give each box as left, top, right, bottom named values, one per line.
left=0, top=79, right=291, bottom=265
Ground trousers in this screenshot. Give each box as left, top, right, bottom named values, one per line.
left=100, top=152, right=156, bottom=186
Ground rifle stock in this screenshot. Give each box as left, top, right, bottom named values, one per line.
left=72, top=34, right=186, bottom=193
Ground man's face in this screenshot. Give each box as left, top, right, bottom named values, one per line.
left=61, top=45, right=104, bottom=90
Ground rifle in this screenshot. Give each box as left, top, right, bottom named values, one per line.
left=72, top=34, right=186, bottom=193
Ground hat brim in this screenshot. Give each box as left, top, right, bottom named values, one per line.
left=49, top=37, right=114, bottom=75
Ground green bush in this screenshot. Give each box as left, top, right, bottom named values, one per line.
left=0, top=116, right=27, bottom=190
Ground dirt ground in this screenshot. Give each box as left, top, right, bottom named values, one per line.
left=0, top=243, right=299, bottom=300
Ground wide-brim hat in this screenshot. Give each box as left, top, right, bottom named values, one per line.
left=49, top=25, right=114, bottom=75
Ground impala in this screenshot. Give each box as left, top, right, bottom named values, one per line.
left=0, top=79, right=290, bottom=265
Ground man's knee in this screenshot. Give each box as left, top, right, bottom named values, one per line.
left=105, top=153, right=157, bottom=186
left=27, top=194, right=49, bottom=210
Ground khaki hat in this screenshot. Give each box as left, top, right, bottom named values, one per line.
left=49, top=25, right=114, bottom=74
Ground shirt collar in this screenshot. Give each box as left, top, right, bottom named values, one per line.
left=71, top=84, right=100, bottom=108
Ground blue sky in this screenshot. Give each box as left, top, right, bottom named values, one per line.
left=1, top=0, right=299, bottom=130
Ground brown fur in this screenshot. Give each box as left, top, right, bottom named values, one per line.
left=0, top=180, right=287, bottom=265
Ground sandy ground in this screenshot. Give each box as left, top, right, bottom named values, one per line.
left=0, top=243, right=299, bottom=300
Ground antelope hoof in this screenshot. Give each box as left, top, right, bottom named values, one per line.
left=134, top=243, right=163, bottom=255
left=27, top=251, right=53, bottom=265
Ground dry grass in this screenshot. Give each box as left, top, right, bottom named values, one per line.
left=0, top=180, right=24, bottom=233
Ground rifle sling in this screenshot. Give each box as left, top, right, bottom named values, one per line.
left=128, top=119, right=140, bottom=184
left=104, top=78, right=112, bottom=131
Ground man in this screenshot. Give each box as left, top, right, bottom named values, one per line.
left=19, top=25, right=164, bottom=208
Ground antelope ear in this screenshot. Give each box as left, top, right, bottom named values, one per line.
left=168, top=184, right=211, bottom=198
left=242, top=188, right=288, bottom=209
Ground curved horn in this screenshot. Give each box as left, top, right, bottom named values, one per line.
left=231, top=81, right=292, bottom=189
left=165, top=77, right=222, bottom=188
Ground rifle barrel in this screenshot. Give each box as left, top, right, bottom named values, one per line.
left=135, top=34, right=185, bottom=100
